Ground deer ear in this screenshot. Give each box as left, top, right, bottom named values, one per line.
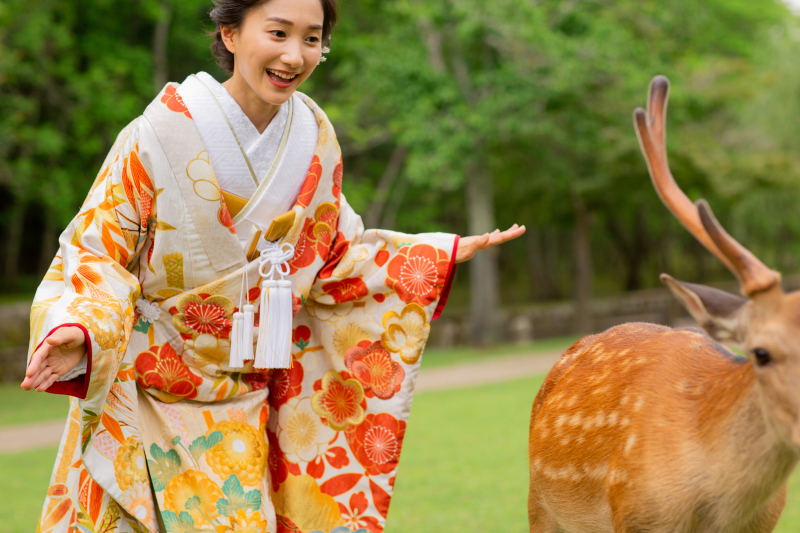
left=660, top=273, right=748, bottom=344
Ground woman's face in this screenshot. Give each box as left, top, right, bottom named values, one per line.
left=223, top=0, right=324, bottom=106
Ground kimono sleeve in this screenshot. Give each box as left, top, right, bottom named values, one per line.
left=28, top=117, right=154, bottom=399
left=310, top=194, right=459, bottom=347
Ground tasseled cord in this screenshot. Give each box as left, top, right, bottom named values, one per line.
left=254, top=241, right=295, bottom=369
left=229, top=266, right=255, bottom=369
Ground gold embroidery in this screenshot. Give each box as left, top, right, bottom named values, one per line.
left=162, top=252, right=185, bottom=290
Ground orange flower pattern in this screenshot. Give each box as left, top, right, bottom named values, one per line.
left=160, top=84, right=192, bottom=119
left=344, top=341, right=404, bottom=400
left=134, top=343, right=202, bottom=399
left=385, top=243, right=450, bottom=306
left=29, top=86, right=457, bottom=533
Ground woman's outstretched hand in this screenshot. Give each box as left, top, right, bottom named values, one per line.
left=456, top=224, right=526, bottom=263
left=21, top=326, right=87, bottom=392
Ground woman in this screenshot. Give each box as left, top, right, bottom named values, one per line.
left=22, top=0, right=525, bottom=531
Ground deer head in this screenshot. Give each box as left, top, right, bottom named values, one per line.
left=634, top=75, right=800, bottom=449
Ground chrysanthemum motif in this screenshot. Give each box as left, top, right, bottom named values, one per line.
left=205, top=421, right=266, bottom=486
left=163, top=470, right=223, bottom=526
left=381, top=303, right=430, bottom=364
left=216, top=509, right=268, bottom=533
left=67, top=297, right=121, bottom=350
left=173, top=293, right=234, bottom=339
left=120, top=481, right=157, bottom=528
left=113, top=436, right=149, bottom=490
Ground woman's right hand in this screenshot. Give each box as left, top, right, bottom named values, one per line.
left=21, top=326, right=87, bottom=392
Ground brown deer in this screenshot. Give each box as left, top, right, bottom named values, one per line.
left=528, top=75, right=800, bottom=533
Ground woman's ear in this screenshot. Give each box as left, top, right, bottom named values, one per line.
left=221, top=25, right=236, bottom=54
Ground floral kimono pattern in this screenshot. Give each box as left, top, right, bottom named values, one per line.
left=29, top=82, right=458, bottom=533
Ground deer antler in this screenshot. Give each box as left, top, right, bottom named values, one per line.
left=633, top=75, right=780, bottom=296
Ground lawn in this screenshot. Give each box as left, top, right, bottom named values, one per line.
left=2, top=340, right=799, bottom=533
left=0, top=383, right=70, bottom=427
left=420, top=334, right=581, bottom=369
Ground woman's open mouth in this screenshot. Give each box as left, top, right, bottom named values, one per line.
left=267, top=69, right=298, bottom=88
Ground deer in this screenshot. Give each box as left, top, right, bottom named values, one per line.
left=528, top=75, right=800, bottom=533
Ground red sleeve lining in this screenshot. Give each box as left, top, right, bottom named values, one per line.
left=29, top=323, right=93, bottom=400
left=432, top=235, right=459, bottom=321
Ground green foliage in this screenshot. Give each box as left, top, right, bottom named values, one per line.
left=2, top=0, right=800, bottom=304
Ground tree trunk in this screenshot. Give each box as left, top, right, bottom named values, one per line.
left=572, top=192, right=593, bottom=334
left=466, top=163, right=500, bottom=345
left=379, top=177, right=408, bottom=231
left=4, top=199, right=26, bottom=291
left=153, top=2, right=172, bottom=94
left=365, top=146, right=407, bottom=229
left=527, top=227, right=550, bottom=300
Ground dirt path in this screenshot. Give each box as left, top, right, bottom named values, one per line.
left=0, top=350, right=563, bottom=453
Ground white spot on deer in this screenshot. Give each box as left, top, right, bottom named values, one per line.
left=634, top=397, right=645, bottom=412
left=624, top=434, right=637, bottom=456
left=566, top=396, right=579, bottom=408
left=607, top=412, right=619, bottom=425
left=608, top=468, right=628, bottom=484
left=568, top=414, right=584, bottom=427
left=533, top=458, right=543, bottom=471
left=621, top=417, right=631, bottom=426
left=585, top=463, right=609, bottom=480
left=620, top=395, right=630, bottom=406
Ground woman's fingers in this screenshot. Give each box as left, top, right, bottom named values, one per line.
left=24, top=342, right=52, bottom=385
left=38, top=372, right=61, bottom=393
left=47, top=327, right=84, bottom=350
left=31, top=365, right=54, bottom=392
left=456, top=225, right=526, bottom=263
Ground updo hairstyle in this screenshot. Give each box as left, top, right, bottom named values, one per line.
left=209, top=0, right=339, bottom=74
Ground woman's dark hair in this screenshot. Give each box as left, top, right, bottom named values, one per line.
left=209, top=0, right=339, bottom=74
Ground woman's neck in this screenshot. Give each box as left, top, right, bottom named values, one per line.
left=222, top=75, right=281, bottom=134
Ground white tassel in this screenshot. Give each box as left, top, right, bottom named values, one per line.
left=229, top=311, right=244, bottom=368
left=254, top=241, right=295, bottom=369
left=242, top=304, right=255, bottom=361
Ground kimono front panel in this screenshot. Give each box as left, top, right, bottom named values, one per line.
left=30, top=81, right=458, bottom=533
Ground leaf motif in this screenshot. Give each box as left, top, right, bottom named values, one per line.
left=189, top=430, right=222, bottom=461
left=216, top=475, right=262, bottom=516
left=147, top=444, right=182, bottom=491
left=132, top=319, right=150, bottom=334
left=98, top=501, right=121, bottom=532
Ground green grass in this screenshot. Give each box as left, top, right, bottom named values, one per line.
left=420, top=335, right=581, bottom=368
left=0, top=446, right=57, bottom=532
left=0, top=384, right=70, bottom=427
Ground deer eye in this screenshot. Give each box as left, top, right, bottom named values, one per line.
left=752, top=348, right=772, bottom=367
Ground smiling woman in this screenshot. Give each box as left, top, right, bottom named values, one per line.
left=21, top=0, right=524, bottom=532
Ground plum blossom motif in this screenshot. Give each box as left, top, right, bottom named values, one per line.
left=296, top=155, right=322, bottom=208
left=385, top=244, right=450, bottom=306
left=173, top=293, right=234, bottom=339
left=277, top=397, right=336, bottom=463
left=135, top=342, right=202, bottom=399
left=288, top=202, right=338, bottom=274
left=310, top=370, right=366, bottom=431
left=267, top=428, right=301, bottom=493
left=331, top=157, right=343, bottom=200
left=320, top=277, right=369, bottom=305
left=269, top=363, right=304, bottom=409
left=345, top=413, right=406, bottom=476
left=318, top=232, right=349, bottom=280
left=338, top=492, right=381, bottom=533
left=381, top=303, right=430, bottom=364
left=344, top=341, right=405, bottom=400
left=160, top=84, right=192, bottom=119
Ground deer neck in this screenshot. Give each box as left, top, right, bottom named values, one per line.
left=709, top=369, right=799, bottom=514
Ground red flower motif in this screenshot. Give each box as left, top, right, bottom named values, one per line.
left=321, top=277, right=369, bottom=304
left=173, top=294, right=234, bottom=339
left=296, top=155, right=322, bottom=208
left=345, top=341, right=404, bottom=400
left=243, top=369, right=270, bottom=392
left=276, top=515, right=301, bottom=533
left=318, top=232, right=350, bottom=280
left=385, top=244, right=450, bottom=306
left=218, top=201, right=236, bottom=234
left=160, top=84, right=192, bottom=119
left=332, top=157, right=343, bottom=200
left=267, top=428, right=301, bottom=493
left=135, top=343, right=202, bottom=399
left=345, top=413, right=406, bottom=476
left=268, top=364, right=304, bottom=409
left=288, top=218, right=318, bottom=273
left=338, top=491, right=382, bottom=533
left=292, top=325, right=311, bottom=350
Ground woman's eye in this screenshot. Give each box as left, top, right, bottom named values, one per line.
left=269, top=30, right=286, bottom=38
left=306, top=36, right=320, bottom=43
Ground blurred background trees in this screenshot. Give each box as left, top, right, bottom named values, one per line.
left=2, top=0, right=800, bottom=344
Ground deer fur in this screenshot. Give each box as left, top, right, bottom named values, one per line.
left=528, top=76, right=800, bottom=533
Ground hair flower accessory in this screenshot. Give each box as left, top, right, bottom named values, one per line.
left=319, top=45, right=331, bottom=64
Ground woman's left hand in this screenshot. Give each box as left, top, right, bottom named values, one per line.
left=455, top=224, right=526, bottom=263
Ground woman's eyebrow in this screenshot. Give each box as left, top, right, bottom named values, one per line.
left=266, top=16, right=322, bottom=30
